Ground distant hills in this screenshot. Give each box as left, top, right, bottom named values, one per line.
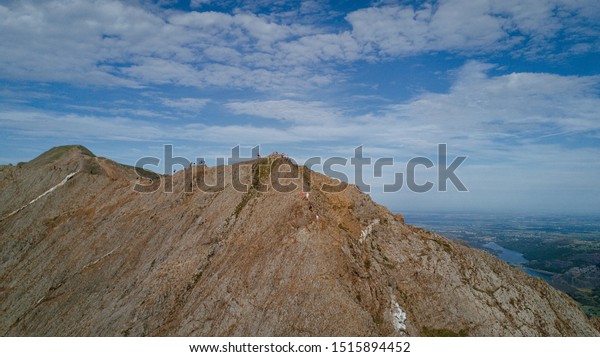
left=0, top=145, right=597, bottom=336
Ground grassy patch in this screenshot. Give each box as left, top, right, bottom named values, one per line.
left=568, top=287, right=600, bottom=317
left=234, top=189, right=257, bottom=218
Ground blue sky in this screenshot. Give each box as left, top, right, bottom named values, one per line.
left=1, top=0, right=600, bottom=215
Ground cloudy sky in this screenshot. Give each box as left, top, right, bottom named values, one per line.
left=1, top=0, right=599, bottom=215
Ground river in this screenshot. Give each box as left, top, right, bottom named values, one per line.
left=483, top=242, right=554, bottom=282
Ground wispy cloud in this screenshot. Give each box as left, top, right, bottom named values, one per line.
left=189, top=0, right=212, bottom=9
left=226, top=99, right=342, bottom=124
left=2, top=60, right=598, bottom=154
left=383, top=61, right=600, bottom=143
left=346, top=0, right=600, bottom=58
left=1, top=0, right=598, bottom=92
left=161, top=98, right=210, bottom=111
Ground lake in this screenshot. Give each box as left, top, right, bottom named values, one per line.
left=483, top=242, right=528, bottom=264
left=483, top=242, right=553, bottom=282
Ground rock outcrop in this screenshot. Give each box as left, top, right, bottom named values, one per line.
left=0, top=146, right=597, bottom=336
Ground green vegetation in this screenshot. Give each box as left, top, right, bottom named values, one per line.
left=87, top=160, right=103, bottom=175
left=234, top=189, right=257, bottom=218
left=501, top=238, right=600, bottom=273
left=407, top=213, right=600, bottom=318
left=259, top=159, right=271, bottom=182
left=232, top=159, right=273, bottom=218
left=569, top=287, right=600, bottom=317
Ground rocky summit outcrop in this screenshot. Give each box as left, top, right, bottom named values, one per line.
left=0, top=146, right=598, bottom=336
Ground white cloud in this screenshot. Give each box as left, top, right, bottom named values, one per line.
left=123, top=58, right=202, bottom=86
left=161, top=98, right=210, bottom=111
left=65, top=105, right=169, bottom=119
left=3, top=61, right=598, bottom=158
left=0, top=0, right=321, bottom=90
left=0, top=110, right=164, bottom=141
left=345, top=0, right=600, bottom=57
left=0, top=0, right=598, bottom=92
left=346, top=2, right=507, bottom=56
left=0, top=0, right=164, bottom=86
left=190, top=0, right=212, bottom=9
left=0, top=108, right=302, bottom=145
left=277, top=31, right=362, bottom=63
left=226, top=99, right=342, bottom=124
left=203, top=46, right=243, bottom=64
left=221, top=62, right=600, bottom=157
left=385, top=61, right=600, bottom=140
left=167, top=9, right=314, bottom=47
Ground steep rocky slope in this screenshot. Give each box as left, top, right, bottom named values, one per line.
left=0, top=146, right=597, bottom=336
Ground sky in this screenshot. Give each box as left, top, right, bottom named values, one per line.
left=1, top=0, right=600, bottom=215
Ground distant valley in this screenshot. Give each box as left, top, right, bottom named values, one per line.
left=404, top=212, right=600, bottom=317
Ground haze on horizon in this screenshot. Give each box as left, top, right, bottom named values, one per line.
left=1, top=0, right=599, bottom=215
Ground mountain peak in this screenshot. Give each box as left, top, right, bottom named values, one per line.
left=0, top=146, right=598, bottom=336
left=31, top=145, right=95, bottom=165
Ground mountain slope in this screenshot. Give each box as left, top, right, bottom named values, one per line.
left=0, top=146, right=597, bottom=336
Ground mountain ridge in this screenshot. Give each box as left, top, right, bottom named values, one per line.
left=0, top=146, right=597, bottom=336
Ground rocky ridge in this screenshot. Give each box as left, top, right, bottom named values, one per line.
left=0, top=145, right=597, bottom=336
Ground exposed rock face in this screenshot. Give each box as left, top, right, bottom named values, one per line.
left=0, top=146, right=597, bottom=336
